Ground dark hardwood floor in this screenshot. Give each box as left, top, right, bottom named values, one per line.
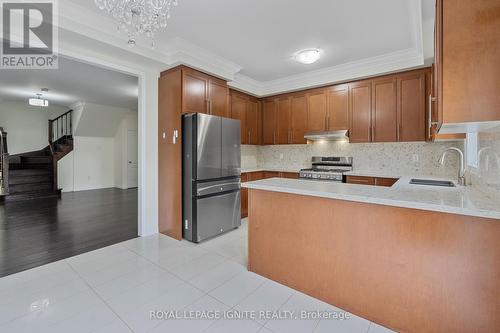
left=0, top=188, right=138, bottom=277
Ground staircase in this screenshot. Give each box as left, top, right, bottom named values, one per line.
left=0, top=110, right=73, bottom=202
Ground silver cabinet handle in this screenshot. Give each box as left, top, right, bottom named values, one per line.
left=172, top=129, right=178, bottom=144
left=428, top=94, right=438, bottom=138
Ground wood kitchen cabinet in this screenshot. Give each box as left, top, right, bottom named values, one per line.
left=183, top=69, right=208, bottom=114
left=290, top=94, right=308, bottom=144
left=241, top=173, right=249, bottom=218
left=372, top=76, right=398, bottom=142
left=281, top=172, right=300, bottom=179
left=246, top=98, right=261, bottom=145
left=209, top=80, right=229, bottom=117
left=230, top=90, right=262, bottom=145
left=262, top=99, right=277, bottom=145
left=230, top=92, right=248, bottom=144
left=346, top=175, right=398, bottom=187
left=327, top=84, right=349, bottom=131
left=263, top=171, right=281, bottom=179
left=349, top=80, right=372, bottom=143
left=432, top=0, right=500, bottom=128
left=276, top=97, right=291, bottom=144
left=398, top=71, right=426, bottom=142
left=307, top=89, right=328, bottom=132
left=182, top=66, right=228, bottom=117
left=307, top=86, right=349, bottom=133
left=348, top=69, right=429, bottom=144
left=158, top=68, right=183, bottom=240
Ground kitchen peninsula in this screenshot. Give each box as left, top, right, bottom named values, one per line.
left=243, top=178, right=500, bottom=333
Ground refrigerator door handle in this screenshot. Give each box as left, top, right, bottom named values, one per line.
left=197, top=181, right=241, bottom=196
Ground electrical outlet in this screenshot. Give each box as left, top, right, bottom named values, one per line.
left=279, top=153, right=284, bottom=160
left=412, top=154, right=419, bottom=163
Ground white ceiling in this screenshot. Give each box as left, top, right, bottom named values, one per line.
left=0, top=57, right=138, bottom=109
left=67, top=0, right=420, bottom=83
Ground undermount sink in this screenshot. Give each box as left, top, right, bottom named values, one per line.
left=409, top=179, right=456, bottom=187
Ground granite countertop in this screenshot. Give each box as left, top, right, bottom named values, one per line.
left=242, top=177, right=500, bottom=220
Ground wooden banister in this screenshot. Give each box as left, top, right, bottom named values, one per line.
left=48, top=109, right=73, bottom=146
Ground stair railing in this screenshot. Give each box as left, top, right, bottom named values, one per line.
left=48, top=110, right=73, bottom=152
left=0, top=127, right=9, bottom=195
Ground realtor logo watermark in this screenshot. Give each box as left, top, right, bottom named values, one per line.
left=1, top=0, right=58, bottom=69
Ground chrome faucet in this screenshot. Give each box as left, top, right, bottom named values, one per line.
left=439, top=147, right=466, bottom=186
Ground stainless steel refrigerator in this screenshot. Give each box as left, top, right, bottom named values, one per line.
left=182, top=113, right=241, bottom=243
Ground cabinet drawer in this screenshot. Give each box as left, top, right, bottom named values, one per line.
left=375, top=177, right=399, bottom=187
left=346, top=176, right=376, bottom=186
left=263, top=171, right=281, bottom=179
left=249, top=171, right=265, bottom=181
left=281, top=172, right=299, bottom=179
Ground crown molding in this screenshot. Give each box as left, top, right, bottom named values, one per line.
left=227, top=74, right=264, bottom=97
left=256, top=47, right=424, bottom=96
left=156, top=38, right=242, bottom=81
left=55, top=0, right=426, bottom=97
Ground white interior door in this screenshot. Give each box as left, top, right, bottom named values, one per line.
left=127, top=130, right=138, bottom=188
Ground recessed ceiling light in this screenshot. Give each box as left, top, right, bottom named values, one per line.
left=295, top=49, right=321, bottom=64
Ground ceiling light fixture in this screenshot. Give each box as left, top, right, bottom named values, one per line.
left=94, top=0, right=179, bottom=48
left=295, top=49, right=321, bottom=64
left=29, top=88, right=49, bottom=107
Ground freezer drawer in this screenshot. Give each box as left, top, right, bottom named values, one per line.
left=196, top=178, right=240, bottom=197
left=195, top=190, right=241, bottom=242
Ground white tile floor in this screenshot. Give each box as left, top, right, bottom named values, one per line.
left=0, top=219, right=397, bottom=333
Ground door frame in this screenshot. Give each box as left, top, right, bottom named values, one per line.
left=57, top=48, right=149, bottom=237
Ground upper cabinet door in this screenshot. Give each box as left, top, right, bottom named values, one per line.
left=208, top=80, right=229, bottom=117
left=230, top=93, right=247, bottom=145
left=183, top=70, right=208, bottom=114
left=327, top=85, right=348, bottom=131
left=290, top=94, right=308, bottom=144
left=441, top=0, right=500, bottom=123
left=398, top=72, right=426, bottom=142
left=246, top=99, right=260, bottom=145
left=349, top=81, right=372, bottom=143
left=372, top=77, right=398, bottom=142
left=307, top=90, right=328, bottom=132
left=262, top=100, right=276, bottom=145
left=276, top=97, right=291, bottom=144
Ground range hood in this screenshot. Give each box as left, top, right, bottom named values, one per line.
left=304, top=130, right=349, bottom=142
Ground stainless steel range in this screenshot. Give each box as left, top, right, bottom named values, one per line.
left=299, top=157, right=353, bottom=182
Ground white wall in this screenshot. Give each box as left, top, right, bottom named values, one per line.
left=58, top=136, right=115, bottom=192
left=56, top=105, right=138, bottom=193
left=0, top=101, right=68, bottom=154
left=76, top=102, right=133, bottom=137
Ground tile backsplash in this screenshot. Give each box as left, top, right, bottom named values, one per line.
left=469, top=131, right=500, bottom=201
left=243, top=140, right=464, bottom=178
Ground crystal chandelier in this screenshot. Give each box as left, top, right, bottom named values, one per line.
left=94, top=0, right=178, bottom=48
